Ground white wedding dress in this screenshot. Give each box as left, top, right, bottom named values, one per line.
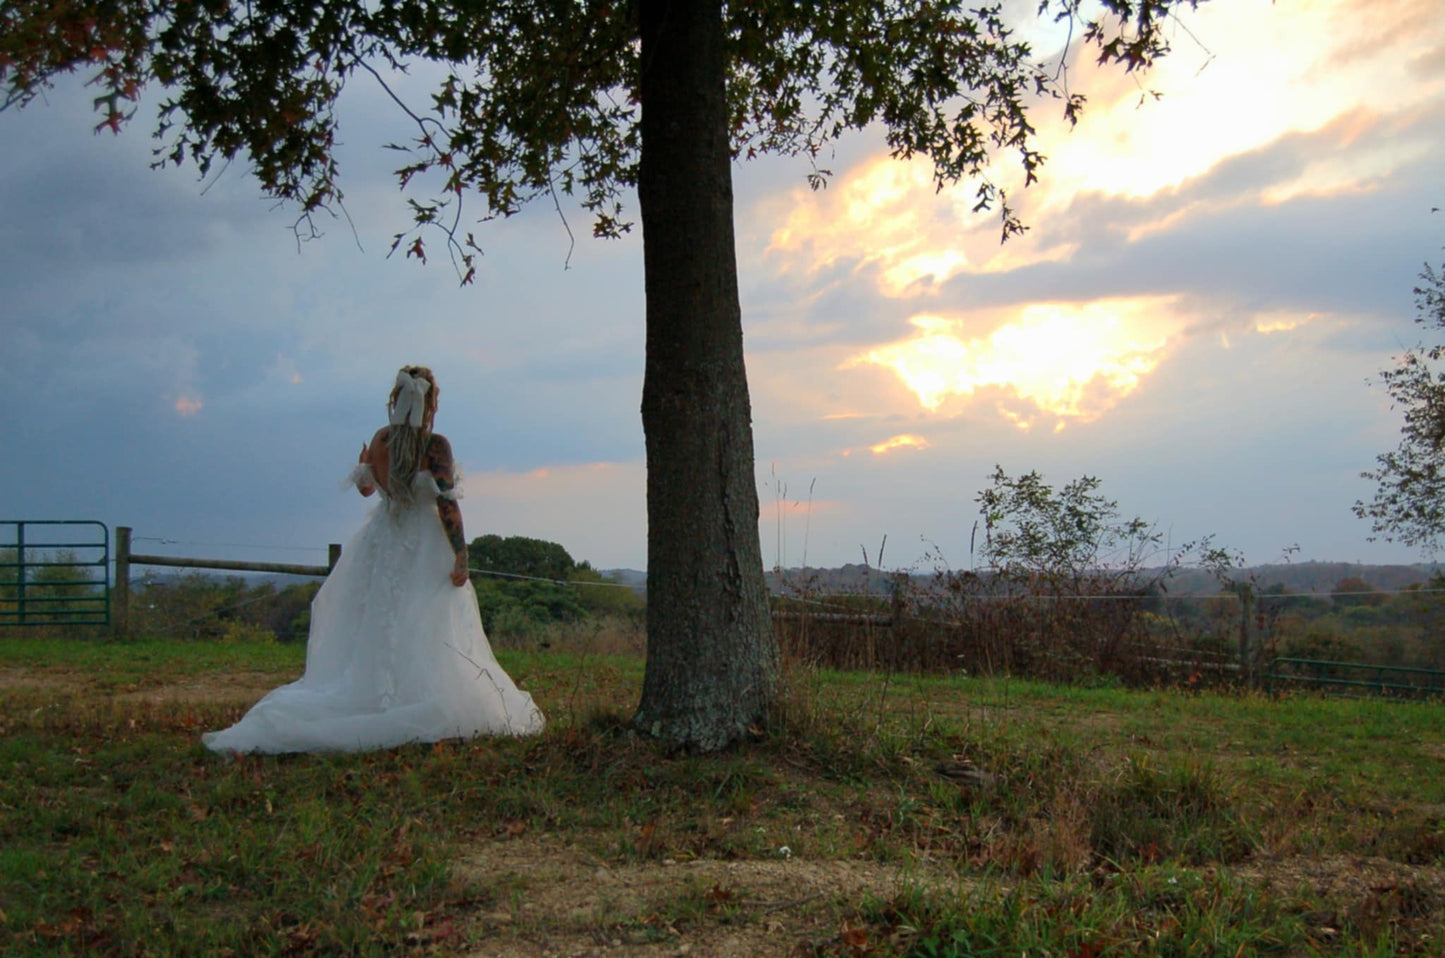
left=203, top=469, right=545, bottom=754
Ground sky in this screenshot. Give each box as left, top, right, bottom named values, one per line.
left=1, top=0, right=1443, bottom=578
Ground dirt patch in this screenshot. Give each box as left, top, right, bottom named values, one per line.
left=0, top=666, right=68, bottom=695
left=111, top=671, right=282, bottom=707
left=1235, top=854, right=1445, bottom=900
left=451, top=833, right=972, bottom=958
left=0, top=664, right=284, bottom=707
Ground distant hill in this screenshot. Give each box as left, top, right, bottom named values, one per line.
left=599, top=568, right=647, bottom=593
left=767, top=563, right=899, bottom=596
left=759, top=560, right=1443, bottom=598
left=1156, top=561, right=1441, bottom=596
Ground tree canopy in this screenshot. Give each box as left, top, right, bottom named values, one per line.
left=3, top=0, right=1206, bottom=750
left=976, top=465, right=1162, bottom=584
left=3, top=0, right=1199, bottom=273
left=469, top=534, right=576, bottom=583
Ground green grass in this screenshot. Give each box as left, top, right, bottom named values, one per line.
left=0, top=635, right=306, bottom=687
left=2, top=636, right=1444, bottom=954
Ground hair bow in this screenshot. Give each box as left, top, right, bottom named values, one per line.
left=389, top=370, right=431, bottom=427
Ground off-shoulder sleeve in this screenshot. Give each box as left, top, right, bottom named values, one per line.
left=417, top=466, right=463, bottom=501
left=344, top=461, right=376, bottom=492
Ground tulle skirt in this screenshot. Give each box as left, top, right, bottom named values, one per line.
left=203, top=487, right=544, bottom=754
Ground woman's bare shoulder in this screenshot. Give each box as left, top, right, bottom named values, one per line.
left=365, top=426, right=389, bottom=455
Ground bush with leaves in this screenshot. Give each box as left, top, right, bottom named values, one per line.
left=1356, top=262, right=1445, bottom=552
left=467, top=534, right=643, bottom=642
left=132, top=574, right=319, bottom=642
left=879, top=467, right=1232, bottom=684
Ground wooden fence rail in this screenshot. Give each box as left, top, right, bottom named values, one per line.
left=109, top=525, right=894, bottom=640
left=113, top=527, right=340, bottom=639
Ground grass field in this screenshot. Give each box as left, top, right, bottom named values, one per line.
left=2, top=636, right=1444, bottom=956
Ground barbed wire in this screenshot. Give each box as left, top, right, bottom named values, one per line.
left=771, top=584, right=1445, bottom=601
left=138, top=587, right=299, bottom=638
left=467, top=567, right=637, bottom=589
left=133, top=536, right=329, bottom=554
left=104, top=529, right=1445, bottom=602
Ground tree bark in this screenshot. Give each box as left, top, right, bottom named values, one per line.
left=633, top=0, right=778, bottom=751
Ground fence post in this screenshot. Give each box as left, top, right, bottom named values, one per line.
left=327, top=543, right=341, bottom=572
left=113, top=526, right=131, bottom=640
left=1237, top=586, right=1256, bottom=689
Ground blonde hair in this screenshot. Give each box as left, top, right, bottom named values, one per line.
left=386, top=365, right=438, bottom=506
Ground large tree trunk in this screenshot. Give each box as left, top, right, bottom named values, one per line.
left=633, top=0, right=778, bottom=751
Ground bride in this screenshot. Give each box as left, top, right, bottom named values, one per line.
left=203, top=366, right=545, bottom=754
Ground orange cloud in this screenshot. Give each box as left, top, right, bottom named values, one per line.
left=848, top=298, right=1175, bottom=427
left=1031, top=0, right=1444, bottom=205
left=174, top=395, right=203, bottom=417
left=1254, top=312, right=1321, bottom=335
left=869, top=434, right=931, bottom=455
left=767, top=157, right=984, bottom=293
left=764, top=152, right=1079, bottom=291
left=761, top=0, right=1443, bottom=293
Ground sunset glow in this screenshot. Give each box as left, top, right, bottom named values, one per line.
left=4, top=0, right=1440, bottom=575
left=767, top=158, right=980, bottom=294
left=761, top=0, right=1445, bottom=309
left=1032, top=0, right=1445, bottom=204
left=1254, top=312, right=1320, bottom=335
left=869, top=434, right=931, bottom=455
left=850, top=300, right=1175, bottom=425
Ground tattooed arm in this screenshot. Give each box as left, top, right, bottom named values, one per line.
left=425, top=434, right=470, bottom=587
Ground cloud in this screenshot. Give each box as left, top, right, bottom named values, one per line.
left=868, top=434, right=931, bottom=455
left=1025, top=0, right=1445, bottom=199
left=0, top=90, right=276, bottom=286
left=725, top=0, right=1444, bottom=571
left=3, top=0, right=1441, bottom=576
left=173, top=395, right=204, bottom=417
left=736, top=87, right=1441, bottom=454
left=846, top=299, right=1175, bottom=427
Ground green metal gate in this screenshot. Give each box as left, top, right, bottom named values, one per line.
left=0, top=521, right=110, bottom=627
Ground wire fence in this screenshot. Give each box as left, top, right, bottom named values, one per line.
left=8, top=524, right=1445, bottom=696
left=768, top=571, right=1445, bottom=693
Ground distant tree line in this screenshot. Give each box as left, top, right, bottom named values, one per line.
left=2, top=534, right=642, bottom=646
left=466, top=534, right=644, bottom=642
